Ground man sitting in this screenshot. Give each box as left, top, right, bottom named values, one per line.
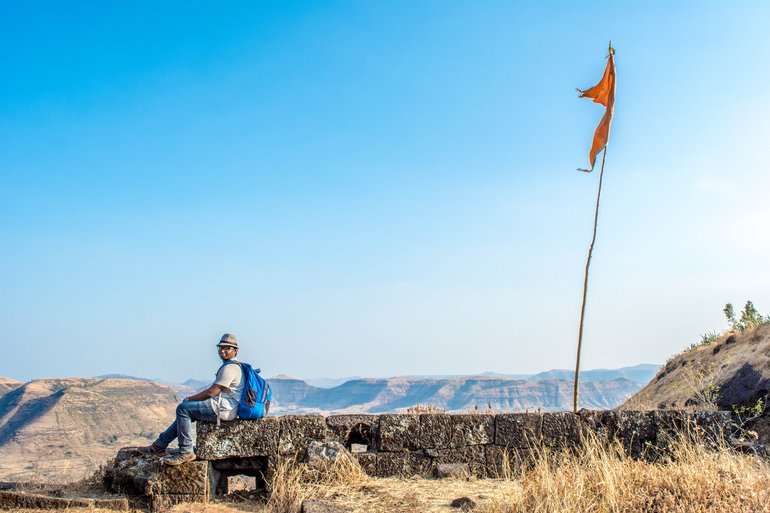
left=138, top=333, right=244, bottom=465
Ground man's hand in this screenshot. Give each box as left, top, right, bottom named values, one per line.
left=182, top=384, right=226, bottom=402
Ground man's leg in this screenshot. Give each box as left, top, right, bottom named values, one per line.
left=138, top=419, right=177, bottom=454
left=162, top=399, right=217, bottom=465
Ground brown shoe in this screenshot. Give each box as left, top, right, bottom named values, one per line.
left=161, top=451, right=196, bottom=466
left=137, top=444, right=165, bottom=455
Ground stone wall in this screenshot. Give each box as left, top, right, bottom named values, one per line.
left=198, top=410, right=732, bottom=480
left=107, top=410, right=733, bottom=511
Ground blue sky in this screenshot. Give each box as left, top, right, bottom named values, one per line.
left=2, top=1, right=769, bottom=382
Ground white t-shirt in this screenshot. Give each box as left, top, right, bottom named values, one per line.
left=213, top=360, right=244, bottom=421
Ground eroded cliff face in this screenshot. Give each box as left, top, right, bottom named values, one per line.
left=623, top=323, right=770, bottom=411
left=268, top=376, right=645, bottom=414
left=0, top=378, right=179, bottom=482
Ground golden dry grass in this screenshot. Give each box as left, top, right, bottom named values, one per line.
left=263, top=433, right=770, bottom=513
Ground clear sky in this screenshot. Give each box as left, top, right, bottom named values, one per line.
left=2, top=1, right=769, bottom=383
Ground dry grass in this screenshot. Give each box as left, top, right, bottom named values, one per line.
left=263, top=433, right=770, bottom=513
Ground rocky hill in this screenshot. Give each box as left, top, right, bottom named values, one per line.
left=0, top=377, right=21, bottom=397
left=0, top=378, right=178, bottom=483
left=623, top=323, right=770, bottom=410
left=268, top=375, right=645, bottom=414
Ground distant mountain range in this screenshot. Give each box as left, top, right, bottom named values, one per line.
left=0, top=364, right=659, bottom=483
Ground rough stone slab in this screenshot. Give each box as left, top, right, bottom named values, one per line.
left=353, top=453, right=378, bottom=476
left=484, top=445, right=517, bottom=478
left=578, top=409, right=620, bottom=441
left=378, top=414, right=420, bottom=452
left=450, top=414, right=495, bottom=448
left=326, top=415, right=380, bottom=450
left=376, top=452, right=431, bottom=478
left=223, top=475, right=256, bottom=494
left=617, top=410, right=657, bottom=458
left=428, top=446, right=487, bottom=478
left=0, top=490, right=93, bottom=509
left=420, top=414, right=453, bottom=449
left=94, top=498, right=130, bottom=511
left=106, top=455, right=217, bottom=497
left=495, top=413, right=542, bottom=449
left=433, top=463, right=470, bottom=479
left=279, top=415, right=331, bottom=457
left=541, top=412, right=581, bottom=450
left=196, top=417, right=280, bottom=460
left=689, top=410, right=733, bottom=438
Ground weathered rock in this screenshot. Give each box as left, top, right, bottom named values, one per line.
left=350, top=443, right=368, bottom=453
left=279, top=415, right=330, bottom=457
left=222, top=475, right=256, bottom=494
left=0, top=491, right=128, bottom=511
left=450, top=414, right=495, bottom=448
left=0, top=490, right=93, bottom=509
left=196, top=417, right=279, bottom=460
left=541, top=412, right=581, bottom=450
left=616, top=410, right=657, bottom=458
left=326, top=415, right=380, bottom=450
left=495, top=413, right=542, bottom=449
left=376, top=452, right=431, bottom=477
left=578, top=409, right=619, bottom=441
left=353, top=452, right=378, bottom=476
left=428, top=446, right=487, bottom=477
left=378, top=414, right=420, bottom=452
left=451, top=496, right=477, bottom=509
left=105, top=454, right=218, bottom=501
left=433, top=463, right=470, bottom=479
left=307, top=441, right=349, bottom=465
left=420, top=414, right=453, bottom=449
left=484, top=445, right=517, bottom=478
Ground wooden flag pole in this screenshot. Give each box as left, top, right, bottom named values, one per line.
left=573, top=146, right=608, bottom=413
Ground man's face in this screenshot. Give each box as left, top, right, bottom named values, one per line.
left=218, top=345, right=237, bottom=361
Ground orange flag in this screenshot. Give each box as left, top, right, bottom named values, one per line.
left=577, top=47, right=616, bottom=172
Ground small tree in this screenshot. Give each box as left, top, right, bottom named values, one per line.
left=724, top=303, right=737, bottom=330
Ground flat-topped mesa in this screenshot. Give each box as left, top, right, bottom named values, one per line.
left=106, top=411, right=734, bottom=511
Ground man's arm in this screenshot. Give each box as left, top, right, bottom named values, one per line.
left=183, top=384, right=226, bottom=402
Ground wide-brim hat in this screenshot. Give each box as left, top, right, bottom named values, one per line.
left=217, top=333, right=239, bottom=348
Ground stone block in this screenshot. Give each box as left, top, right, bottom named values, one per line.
left=427, top=446, right=487, bottom=477
left=484, top=445, right=518, bottom=478
left=688, top=410, right=733, bottom=439
left=541, top=412, right=581, bottom=451
left=578, top=409, right=620, bottom=441
left=495, top=413, right=542, bottom=449
left=106, top=455, right=218, bottom=498
left=353, top=453, right=378, bottom=476
left=450, top=414, right=495, bottom=448
left=279, top=415, right=331, bottom=457
left=196, top=417, right=279, bottom=460
left=376, top=452, right=431, bottom=478
left=326, top=415, right=380, bottom=450
left=433, top=463, right=470, bottom=479
left=0, top=490, right=93, bottom=509
left=419, top=414, right=453, bottom=449
left=223, top=475, right=256, bottom=494
left=617, top=410, right=657, bottom=459
left=378, top=414, right=420, bottom=452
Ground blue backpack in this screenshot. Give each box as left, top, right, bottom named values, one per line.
left=224, top=361, right=272, bottom=419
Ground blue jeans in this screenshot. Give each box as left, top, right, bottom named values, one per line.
left=154, top=399, right=218, bottom=454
